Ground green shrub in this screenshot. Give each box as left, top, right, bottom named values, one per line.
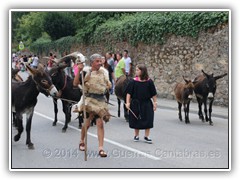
left=93, top=11, right=228, bottom=46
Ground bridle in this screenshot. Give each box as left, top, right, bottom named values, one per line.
left=32, top=76, right=55, bottom=95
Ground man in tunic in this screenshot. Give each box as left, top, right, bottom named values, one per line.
left=73, top=53, right=112, bottom=157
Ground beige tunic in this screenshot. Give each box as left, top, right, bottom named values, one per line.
left=77, top=67, right=112, bottom=122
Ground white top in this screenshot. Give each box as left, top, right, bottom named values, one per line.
left=123, top=56, right=132, bottom=73
left=32, top=56, right=39, bottom=66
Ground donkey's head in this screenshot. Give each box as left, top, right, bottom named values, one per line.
left=202, top=70, right=227, bottom=99
left=183, top=76, right=195, bottom=100
left=48, top=63, right=68, bottom=90
left=26, top=64, right=58, bottom=97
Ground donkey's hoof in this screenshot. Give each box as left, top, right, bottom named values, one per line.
left=52, top=122, right=57, bottom=126
left=62, top=128, right=67, bottom=133
left=14, top=135, right=20, bottom=142
left=28, top=143, right=35, bottom=149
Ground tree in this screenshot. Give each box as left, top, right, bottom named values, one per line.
left=43, top=12, right=77, bottom=40
left=16, top=12, right=46, bottom=44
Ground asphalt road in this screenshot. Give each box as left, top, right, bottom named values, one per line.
left=11, top=95, right=229, bottom=169
left=11, top=71, right=229, bottom=169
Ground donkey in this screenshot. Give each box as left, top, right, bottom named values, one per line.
left=114, top=75, right=132, bottom=122
left=193, top=70, right=227, bottom=125
left=174, top=77, right=195, bottom=124
left=48, top=64, right=83, bottom=132
left=12, top=68, right=23, bottom=82
left=12, top=64, right=58, bottom=149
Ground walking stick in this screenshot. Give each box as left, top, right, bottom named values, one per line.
left=81, top=68, right=88, bottom=161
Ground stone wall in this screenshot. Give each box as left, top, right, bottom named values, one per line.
left=48, top=24, right=229, bottom=106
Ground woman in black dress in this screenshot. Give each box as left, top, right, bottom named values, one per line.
left=125, top=64, right=157, bottom=143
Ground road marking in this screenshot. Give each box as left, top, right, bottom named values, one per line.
left=34, top=111, right=161, bottom=161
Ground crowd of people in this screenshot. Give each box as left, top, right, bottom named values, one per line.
left=12, top=53, right=39, bottom=71
left=12, top=49, right=157, bottom=158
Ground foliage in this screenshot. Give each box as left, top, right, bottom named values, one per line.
left=30, top=36, right=77, bottom=55
left=92, top=11, right=229, bottom=46
left=75, top=12, right=131, bottom=44
left=42, top=12, right=77, bottom=41
left=14, top=11, right=228, bottom=55
left=15, top=12, right=46, bottom=46
left=11, top=12, right=29, bottom=42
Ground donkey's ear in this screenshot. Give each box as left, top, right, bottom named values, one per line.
left=214, top=73, right=227, bottom=81
left=182, top=76, right=189, bottom=84
left=26, top=64, right=37, bottom=76
left=202, top=70, right=210, bottom=78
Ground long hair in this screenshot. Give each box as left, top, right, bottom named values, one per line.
left=137, top=64, right=149, bottom=80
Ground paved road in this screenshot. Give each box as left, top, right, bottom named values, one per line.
left=11, top=71, right=229, bottom=169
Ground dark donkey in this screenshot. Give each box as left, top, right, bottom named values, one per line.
left=12, top=64, right=58, bottom=149
left=114, top=75, right=132, bottom=122
left=12, top=68, right=23, bottom=82
left=194, top=70, right=227, bottom=125
left=49, top=64, right=83, bottom=132
left=174, top=76, right=195, bottom=124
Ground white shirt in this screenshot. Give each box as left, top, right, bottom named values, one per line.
left=32, top=56, right=39, bottom=67
left=123, top=56, right=132, bottom=73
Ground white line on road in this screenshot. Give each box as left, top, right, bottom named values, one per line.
left=34, top=111, right=161, bottom=161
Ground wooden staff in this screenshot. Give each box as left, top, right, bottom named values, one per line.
left=81, top=68, right=88, bottom=161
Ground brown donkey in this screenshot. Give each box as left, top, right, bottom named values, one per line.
left=174, top=77, right=195, bottom=124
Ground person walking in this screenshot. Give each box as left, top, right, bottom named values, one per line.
left=125, top=64, right=157, bottom=143
left=114, top=52, right=125, bottom=80
left=102, top=56, right=116, bottom=102
left=73, top=53, right=112, bottom=157
left=123, top=50, right=132, bottom=77
left=47, top=53, right=54, bottom=70
left=31, top=55, right=39, bottom=68
left=106, top=52, right=115, bottom=94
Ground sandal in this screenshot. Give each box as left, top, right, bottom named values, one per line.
left=99, top=149, right=107, bottom=158
left=79, top=142, right=85, bottom=151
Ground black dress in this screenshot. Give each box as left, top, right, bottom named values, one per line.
left=126, top=79, right=157, bottom=129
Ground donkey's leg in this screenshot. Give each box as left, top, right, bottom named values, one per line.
left=52, top=98, right=58, bottom=126
left=203, top=100, right=209, bottom=122
left=62, top=102, right=70, bottom=132
left=185, top=101, right=190, bottom=124
left=117, top=98, right=121, bottom=117
left=124, top=101, right=129, bottom=122
left=78, top=114, right=83, bottom=129
left=26, top=107, right=34, bottom=149
left=12, top=112, right=17, bottom=127
left=208, top=99, right=214, bottom=126
left=183, top=103, right=189, bottom=124
left=197, top=97, right=204, bottom=122
left=14, top=112, right=23, bottom=142
left=178, top=102, right=182, bottom=121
